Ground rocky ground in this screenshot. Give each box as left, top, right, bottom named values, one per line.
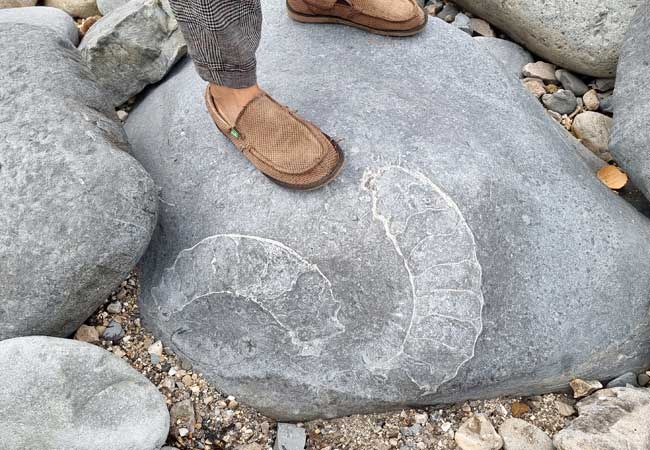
left=77, top=271, right=578, bottom=450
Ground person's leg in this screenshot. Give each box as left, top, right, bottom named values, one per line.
left=168, top=0, right=263, bottom=124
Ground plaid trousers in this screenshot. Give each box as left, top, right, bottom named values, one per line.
left=168, top=0, right=262, bottom=88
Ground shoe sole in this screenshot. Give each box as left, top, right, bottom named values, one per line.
left=286, top=1, right=428, bottom=37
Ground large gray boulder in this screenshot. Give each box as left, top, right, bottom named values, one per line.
left=0, top=22, right=157, bottom=340
left=610, top=1, right=650, bottom=200
left=474, top=37, right=533, bottom=79
left=0, top=336, right=169, bottom=450
left=0, top=6, right=79, bottom=45
left=125, top=2, right=650, bottom=421
left=79, top=0, right=186, bottom=106
left=453, top=0, right=640, bottom=77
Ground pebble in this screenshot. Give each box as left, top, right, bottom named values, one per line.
left=74, top=324, right=99, bottom=343
left=523, top=78, right=546, bottom=98
left=542, top=89, right=577, bottom=115
left=638, top=372, right=650, bottom=386
left=148, top=340, right=163, bottom=357
left=452, top=13, right=472, bottom=35
left=470, top=18, right=495, bottom=37
left=274, top=423, right=306, bottom=450
left=499, top=418, right=553, bottom=450
left=571, top=112, right=614, bottom=160
left=170, top=398, right=196, bottom=435
left=116, top=110, right=129, bottom=121
left=424, top=0, right=443, bottom=15
left=454, top=415, right=503, bottom=450
left=570, top=378, right=603, bottom=398
left=414, top=413, right=428, bottom=424
left=582, top=89, right=600, bottom=111
left=555, top=400, right=576, bottom=417
left=106, top=301, right=122, bottom=314
left=606, top=372, right=639, bottom=388
left=593, top=78, right=616, bottom=92
left=522, top=61, right=557, bottom=82
left=102, top=320, right=124, bottom=342
left=555, top=69, right=589, bottom=96
left=437, top=2, right=459, bottom=22
left=598, top=93, right=615, bottom=114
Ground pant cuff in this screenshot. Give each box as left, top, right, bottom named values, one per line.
left=194, top=63, right=257, bottom=89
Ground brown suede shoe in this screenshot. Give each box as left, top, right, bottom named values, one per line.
left=205, top=87, right=344, bottom=191
left=286, top=0, right=427, bottom=36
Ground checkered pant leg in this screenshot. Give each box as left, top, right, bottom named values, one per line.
left=168, top=0, right=262, bottom=88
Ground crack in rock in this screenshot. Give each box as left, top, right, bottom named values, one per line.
left=362, top=166, right=484, bottom=394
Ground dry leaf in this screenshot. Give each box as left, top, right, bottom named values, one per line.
left=597, top=165, right=628, bottom=190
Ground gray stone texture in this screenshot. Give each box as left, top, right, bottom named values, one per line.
left=554, top=387, right=650, bottom=450
left=79, top=0, right=186, bottom=106
left=0, top=6, right=79, bottom=45
left=555, top=70, right=589, bottom=97
left=44, top=0, right=100, bottom=18
left=454, top=0, right=640, bottom=77
left=274, top=423, right=306, bottom=450
left=610, top=0, right=650, bottom=201
left=0, top=22, right=157, bottom=340
left=126, top=3, right=650, bottom=420
left=474, top=37, right=533, bottom=79
left=97, top=0, right=129, bottom=14
left=606, top=371, right=639, bottom=388
left=0, top=336, right=169, bottom=450
left=542, top=89, right=577, bottom=115
left=499, top=418, right=553, bottom=450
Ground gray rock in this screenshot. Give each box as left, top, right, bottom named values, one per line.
left=274, top=423, right=306, bottom=450
left=598, top=93, right=615, bottom=114
left=554, top=387, right=650, bottom=450
left=436, top=2, right=459, bottom=22
left=0, top=23, right=157, bottom=340
left=572, top=111, right=614, bottom=160
left=44, top=0, right=99, bottom=18
left=453, top=0, right=639, bottom=77
left=0, top=0, right=36, bottom=8
left=555, top=70, right=589, bottom=96
left=0, top=6, right=79, bottom=45
left=610, top=1, right=650, bottom=201
left=452, top=13, right=472, bottom=35
left=470, top=18, right=494, bottom=38
left=606, top=372, right=639, bottom=388
left=79, top=0, right=186, bottom=106
left=522, top=77, right=546, bottom=98
left=638, top=372, right=650, bottom=386
left=106, top=301, right=122, bottom=314
left=475, top=37, right=533, bottom=79
left=522, top=61, right=557, bottom=82
left=455, top=415, right=502, bottom=450
left=102, top=320, right=125, bottom=342
left=594, top=78, right=616, bottom=92
left=126, top=2, right=650, bottom=420
left=0, top=336, right=169, bottom=450
left=499, top=418, right=553, bottom=450
left=96, top=0, right=128, bottom=14
left=542, top=89, right=578, bottom=115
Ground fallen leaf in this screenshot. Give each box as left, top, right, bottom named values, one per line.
left=597, top=165, right=628, bottom=190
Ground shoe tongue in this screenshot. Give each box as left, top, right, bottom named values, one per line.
left=236, top=95, right=328, bottom=175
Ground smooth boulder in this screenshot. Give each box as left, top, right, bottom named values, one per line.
left=0, top=336, right=169, bottom=450
left=126, top=2, right=650, bottom=420
left=44, top=0, right=100, bottom=17
left=454, top=0, right=639, bottom=77
left=0, top=6, right=79, bottom=45
left=79, top=0, right=186, bottom=106
left=0, top=22, right=157, bottom=340
left=0, top=0, right=36, bottom=8
left=610, top=1, right=650, bottom=201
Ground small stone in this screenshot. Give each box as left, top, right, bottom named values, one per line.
left=598, top=93, right=615, bottom=114
left=106, top=301, right=121, bottom=314
left=523, top=78, right=546, bottom=98
left=510, top=401, right=530, bottom=418
left=542, top=89, right=577, bottom=115
left=424, top=0, right=443, bottom=15
left=606, top=372, right=639, bottom=388
left=181, top=374, right=193, bottom=386
left=437, top=2, right=459, bottom=22
left=178, top=427, right=189, bottom=437
left=522, top=61, right=557, bottom=82
left=236, top=445, right=263, bottom=450
left=571, top=112, right=613, bottom=160
left=116, top=110, right=128, bottom=121
left=148, top=340, right=163, bottom=357
left=545, top=83, right=559, bottom=94
left=455, top=415, right=503, bottom=450
left=74, top=324, right=99, bottom=343
left=102, top=320, right=124, bottom=342
left=555, top=69, right=589, bottom=96
left=638, top=372, right=650, bottom=387
left=470, top=18, right=494, bottom=37
left=170, top=398, right=196, bottom=435
left=274, top=423, right=306, bottom=450
left=570, top=378, right=603, bottom=398
left=593, top=78, right=616, bottom=92
left=441, top=422, right=452, bottom=432
left=499, top=418, right=553, bottom=450
left=414, top=413, right=428, bottom=424
left=583, top=89, right=600, bottom=111
left=452, top=13, right=472, bottom=35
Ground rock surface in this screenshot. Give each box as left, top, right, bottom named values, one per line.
left=610, top=1, right=650, bottom=201
left=0, top=336, right=169, bottom=450
left=0, top=0, right=35, bottom=7
left=274, top=423, right=307, bottom=450
left=499, top=418, right=553, bottom=450
left=455, top=415, right=502, bottom=450
left=79, top=0, right=186, bottom=106
left=44, top=0, right=100, bottom=17
left=554, top=387, right=650, bottom=450
left=572, top=111, right=613, bottom=160
left=0, top=22, right=157, bottom=340
left=126, top=2, right=650, bottom=420
left=542, top=90, right=577, bottom=115
left=453, top=0, right=639, bottom=77
left=0, top=6, right=79, bottom=45
left=96, top=0, right=128, bottom=14
left=475, top=37, right=532, bottom=79
left=555, top=70, right=589, bottom=97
